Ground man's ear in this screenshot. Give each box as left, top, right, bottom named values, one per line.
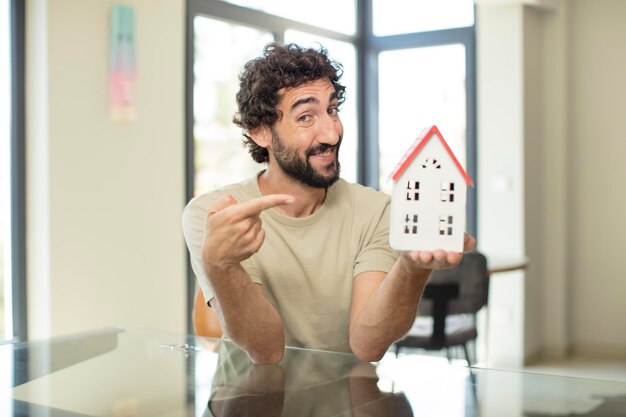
left=248, top=126, right=271, bottom=148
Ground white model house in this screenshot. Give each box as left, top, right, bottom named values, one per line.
left=388, top=125, right=473, bottom=252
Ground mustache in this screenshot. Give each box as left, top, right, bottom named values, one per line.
left=306, top=137, right=342, bottom=156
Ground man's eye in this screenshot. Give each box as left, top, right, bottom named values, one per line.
left=298, top=114, right=312, bottom=122
left=328, top=107, right=339, bottom=116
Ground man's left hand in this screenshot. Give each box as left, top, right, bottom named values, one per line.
left=404, top=232, right=477, bottom=270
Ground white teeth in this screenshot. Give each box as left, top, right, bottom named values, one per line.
left=310, top=147, right=334, bottom=157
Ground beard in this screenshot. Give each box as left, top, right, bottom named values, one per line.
left=270, top=129, right=341, bottom=189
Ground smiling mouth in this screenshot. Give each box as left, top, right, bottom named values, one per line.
left=311, top=147, right=334, bottom=157
left=308, top=144, right=335, bottom=157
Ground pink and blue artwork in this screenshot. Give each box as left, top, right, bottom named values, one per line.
left=109, top=5, right=136, bottom=122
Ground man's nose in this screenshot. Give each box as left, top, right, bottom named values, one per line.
left=318, top=113, right=342, bottom=144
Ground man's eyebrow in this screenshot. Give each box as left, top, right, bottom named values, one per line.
left=289, top=92, right=339, bottom=112
left=290, top=96, right=319, bottom=112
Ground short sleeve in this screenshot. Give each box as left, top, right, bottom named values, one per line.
left=353, top=201, right=400, bottom=277
left=182, top=198, right=215, bottom=304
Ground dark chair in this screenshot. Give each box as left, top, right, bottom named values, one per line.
left=394, top=251, right=489, bottom=365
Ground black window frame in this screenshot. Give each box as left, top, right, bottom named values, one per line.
left=9, top=0, right=27, bottom=342
left=185, top=0, right=476, bottom=332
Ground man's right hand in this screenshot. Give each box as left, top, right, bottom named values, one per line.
left=201, top=194, right=294, bottom=269
left=199, top=193, right=292, bottom=364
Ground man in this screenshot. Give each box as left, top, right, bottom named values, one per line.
left=183, top=43, right=475, bottom=364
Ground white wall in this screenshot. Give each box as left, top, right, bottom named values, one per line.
left=522, top=5, right=544, bottom=361
left=567, top=0, right=626, bottom=357
left=478, top=0, right=626, bottom=364
left=537, top=0, right=569, bottom=360
left=26, top=0, right=187, bottom=339
left=477, top=3, right=527, bottom=367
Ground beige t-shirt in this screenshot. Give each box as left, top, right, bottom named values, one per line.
left=182, top=174, right=399, bottom=353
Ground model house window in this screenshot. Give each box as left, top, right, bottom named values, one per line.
left=405, top=180, right=420, bottom=201
left=441, top=181, right=455, bottom=202
left=421, top=158, right=442, bottom=169
left=439, top=215, right=453, bottom=236
left=404, top=214, right=418, bottom=234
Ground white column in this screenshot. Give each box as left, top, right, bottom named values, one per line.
left=476, top=1, right=526, bottom=368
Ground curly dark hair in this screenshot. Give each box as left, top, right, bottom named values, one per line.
left=233, top=43, right=346, bottom=163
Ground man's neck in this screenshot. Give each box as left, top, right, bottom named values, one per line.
left=257, top=168, right=327, bottom=218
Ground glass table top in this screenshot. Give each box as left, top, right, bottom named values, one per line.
left=1, top=327, right=625, bottom=416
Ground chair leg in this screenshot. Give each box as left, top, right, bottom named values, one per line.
left=446, top=347, right=452, bottom=363
left=394, top=344, right=401, bottom=357
left=463, top=343, right=471, bottom=365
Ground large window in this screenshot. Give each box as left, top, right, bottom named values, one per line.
left=217, top=0, right=356, bottom=35
left=186, top=0, right=476, bottom=323
left=378, top=44, right=468, bottom=194
left=189, top=3, right=358, bottom=196
left=373, top=0, right=474, bottom=35
left=368, top=1, right=476, bottom=229
left=192, top=16, right=272, bottom=194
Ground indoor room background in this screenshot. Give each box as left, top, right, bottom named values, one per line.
left=1, top=0, right=625, bottom=371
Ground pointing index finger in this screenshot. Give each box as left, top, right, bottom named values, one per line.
left=234, top=194, right=295, bottom=218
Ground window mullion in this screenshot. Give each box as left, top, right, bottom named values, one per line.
left=10, top=0, right=27, bottom=342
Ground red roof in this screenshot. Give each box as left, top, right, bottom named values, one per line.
left=388, top=125, right=473, bottom=186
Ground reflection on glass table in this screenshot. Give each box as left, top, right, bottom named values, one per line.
left=2, top=328, right=626, bottom=416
